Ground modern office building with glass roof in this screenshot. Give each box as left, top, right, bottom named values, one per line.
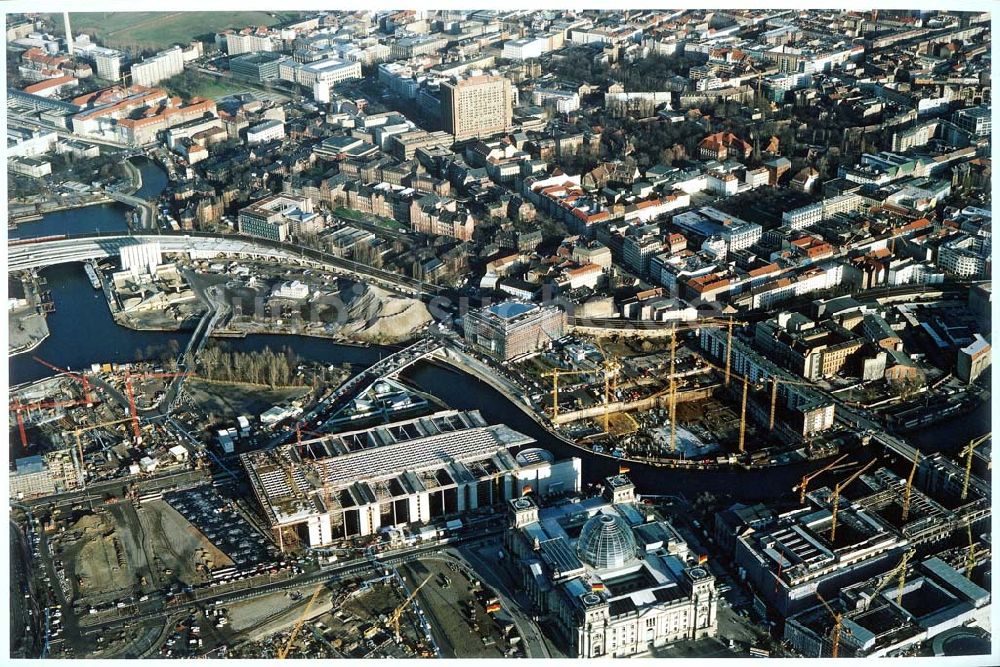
left=505, top=474, right=718, bottom=657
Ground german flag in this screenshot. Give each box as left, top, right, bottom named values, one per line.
left=591, top=581, right=606, bottom=592
left=698, top=554, right=709, bottom=565
left=486, top=602, right=502, bottom=613
left=619, top=465, right=630, bottom=474
left=522, top=485, right=533, bottom=496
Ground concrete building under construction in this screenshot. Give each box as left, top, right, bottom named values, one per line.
left=783, top=555, right=990, bottom=657
left=733, top=503, right=909, bottom=617
left=241, top=410, right=581, bottom=549
left=464, top=301, right=566, bottom=361
left=729, top=458, right=990, bottom=620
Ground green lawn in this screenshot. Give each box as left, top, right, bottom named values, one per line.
left=54, top=11, right=305, bottom=49
left=334, top=207, right=407, bottom=231
left=160, top=70, right=250, bottom=101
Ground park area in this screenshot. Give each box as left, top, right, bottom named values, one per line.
left=334, top=207, right=408, bottom=232
left=51, top=12, right=305, bottom=50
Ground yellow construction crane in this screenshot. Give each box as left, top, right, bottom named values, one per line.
left=793, top=453, right=850, bottom=505
left=894, top=549, right=913, bottom=606
left=668, top=325, right=679, bottom=451
left=815, top=591, right=844, bottom=658
left=543, top=352, right=619, bottom=432
left=390, top=576, right=432, bottom=642
left=594, top=338, right=623, bottom=434
left=278, top=584, right=324, bottom=659
left=542, top=367, right=598, bottom=421
left=965, top=522, right=978, bottom=579
left=724, top=318, right=734, bottom=387
left=738, top=374, right=750, bottom=453
left=900, top=450, right=920, bottom=522
left=864, top=549, right=914, bottom=610
left=768, top=376, right=815, bottom=431
left=960, top=433, right=990, bottom=501
left=830, top=459, right=877, bottom=543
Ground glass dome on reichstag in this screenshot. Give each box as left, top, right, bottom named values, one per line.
left=576, top=513, right=638, bottom=570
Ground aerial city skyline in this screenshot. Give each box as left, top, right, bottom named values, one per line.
left=5, top=7, right=994, bottom=662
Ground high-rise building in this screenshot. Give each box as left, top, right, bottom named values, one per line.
left=440, top=75, right=513, bottom=141
left=93, top=48, right=124, bottom=81
left=130, top=46, right=184, bottom=87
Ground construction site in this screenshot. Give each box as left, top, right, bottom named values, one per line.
left=225, top=569, right=443, bottom=659
left=518, top=325, right=843, bottom=466
left=9, top=356, right=204, bottom=498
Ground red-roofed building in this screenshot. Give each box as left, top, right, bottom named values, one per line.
left=70, top=84, right=217, bottom=146
left=697, top=131, right=752, bottom=161
left=23, top=75, right=79, bottom=98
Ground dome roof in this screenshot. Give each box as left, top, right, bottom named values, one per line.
left=576, top=513, right=637, bottom=570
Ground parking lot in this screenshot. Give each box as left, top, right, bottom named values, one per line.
left=164, top=486, right=278, bottom=570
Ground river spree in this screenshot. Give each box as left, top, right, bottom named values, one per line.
left=10, top=262, right=820, bottom=498
left=10, top=156, right=166, bottom=241
left=9, top=158, right=981, bottom=500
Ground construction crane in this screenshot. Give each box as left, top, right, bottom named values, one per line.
left=830, top=458, right=877, bottom=543
left=723, top=318, right=734, bottom=387
left=738, top=375, right=750, bottom=453
left=543, top=363, right=617, bottom=430
left=594, top=338, right=622, bottom=434
left=900, top=450, right=920, bottom=522
left=894, top=549, right=913, bottom=606
left=9, top=398, right=91, bottom=448
left=10, top=399, right=29, bottom=449
left=124, top=370, right=190, bottom=442
left=793, top=453, right=850, bottom=505
left=668, top=325, right=679, bottom=451
left=863, top=549, right=914, bottom=611
left=277, top=584, right=324, bottom=659
left=965, top=522, right=978, bottom=579
left=542, top=368, right=591, bottom=421
left=960, top=432, right=990, bottom=501
left=815, top=591, right=844, bottom=658
left=389, top=576, right=432, bottom=642
left=32, top=355, right=95, bottom=404
left=768, top=376, right=814, bottom=431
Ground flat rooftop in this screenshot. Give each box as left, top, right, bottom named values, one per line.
left=241, top=410, right=535, bottom=524
left=488, top=301, right=537, bottom=320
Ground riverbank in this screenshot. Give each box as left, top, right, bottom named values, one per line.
left=122, top=159, right=144, bottom=195
left=9, top=196, right=116, bottom=225
left=8, top=309, right=50, bottom=357
left=111, top=315, right=404, bottom=347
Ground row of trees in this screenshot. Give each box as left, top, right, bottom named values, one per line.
left=620, top=54, right=699, bottom=91
left=197, top=345, right=302, bottom=387
left=549, top=50, right=698, bottom=90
